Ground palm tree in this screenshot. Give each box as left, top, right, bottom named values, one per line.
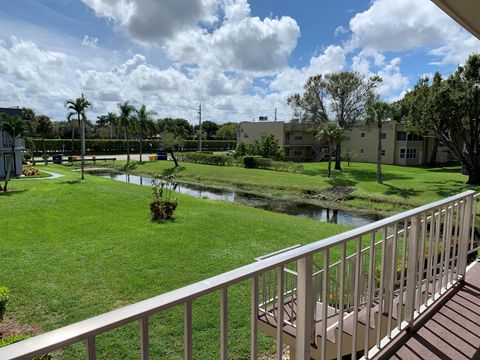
left=65, top=94, right=91, bottom=180
left=36, top=115, right=53, bottom=165
left=67, top=112, right=76, bottom=155
left=118, top=101, right=136, bottom=165
left=366, top=98, right=391, bottom=184
left=316, top=122, right=344, bottom=178
left=135, top=105, right=157, bottom=162
left=0, top=114, right=26, bottom=192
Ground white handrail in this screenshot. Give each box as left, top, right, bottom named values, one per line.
left=0, top=190, right=477, bottom=360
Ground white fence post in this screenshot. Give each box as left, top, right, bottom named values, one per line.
left=296, top=254, right=314, bottom=360
left=459, top=195, right=474, bottom=279
left=405, top=215, right=420, bottom=327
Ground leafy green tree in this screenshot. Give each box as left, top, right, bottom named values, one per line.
left=405, top=55, right=480, bottom=184
left=0, top=114, right=26, bottom=192
left=235, top=142, right=247, bottom=156
left=157, top=118, right=194, bottom=138
left=316, top=122, right=344, bottom=178
left=342, top=147, right=356, bottom=166
left=36, top=115, right=53, bottom=165
left=194, top=120, right=219, bottom=139
left=365, top=98, right=391, bottom=184
left=97, top=112, right=119, bottom=139
left=65, top=94, right=91, bottom=180
left=159, top=132, right=181, bottom=167
left=258, top=135, right=282, bottom=158
left=117, top=101, right=136, bottom=166
left=135, top=105, right=157, bottom=162
left=289, top=72, right=380, bottom=170
left=216, top=123, right=238, bottom=148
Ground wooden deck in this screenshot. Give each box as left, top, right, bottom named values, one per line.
left=388, top=260, right=480, bottom=360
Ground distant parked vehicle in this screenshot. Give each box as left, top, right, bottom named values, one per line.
left=226, top=150, right=234, bottom=156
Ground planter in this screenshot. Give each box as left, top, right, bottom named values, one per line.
left=150, top=201, right=178, bottom=221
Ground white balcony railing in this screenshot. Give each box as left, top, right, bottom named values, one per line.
left=0, top=190, right=478, bottom=360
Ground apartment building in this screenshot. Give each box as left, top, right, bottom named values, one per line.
left=343, top=121, right=454, bottom=165
left=238, top=120, right=454, bottom=165
left=237, top=121, right=327, bottom=161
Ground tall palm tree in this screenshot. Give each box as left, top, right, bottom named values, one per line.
left=366, top=98, right=391, bottom=184
left=316, top=122, right=344, bottom=178
left=135, top=105, right=157, bottom=162
left=36, top=115, right=53, bottom=166
left=117, top=101, right=136, bottom=165
left=0, top=114, right=26, bottom=192
left=65, top=94, right=91, bottom=180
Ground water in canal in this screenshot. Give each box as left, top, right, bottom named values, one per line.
left=92, top=172, right=381, bottom=228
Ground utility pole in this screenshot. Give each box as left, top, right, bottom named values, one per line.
left=275, top=108, right=277, bottom=122
left=198, top=103, right=202, bottom=152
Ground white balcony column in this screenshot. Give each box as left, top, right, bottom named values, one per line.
left=459, top=195, right=474, bottom=279
left=295, top=254, right=314, bottom=360
left=405, top=215, right=421, bottom=327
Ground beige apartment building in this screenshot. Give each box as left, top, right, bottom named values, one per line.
left=238, top=120, right=455, bottom=165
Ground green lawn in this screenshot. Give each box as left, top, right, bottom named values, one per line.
left=103, top=160, right=479, bottom=214
left=0, top=166, right=349, bottom=359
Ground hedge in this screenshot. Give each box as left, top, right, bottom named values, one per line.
left=177, top=152, right=235, bottom=166
left=243, top=156, right=303, bottom=172
left=29, top=139, right=233, bottom=155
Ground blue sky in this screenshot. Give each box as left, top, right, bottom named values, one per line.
left=0, top=0, right=478, bottom=123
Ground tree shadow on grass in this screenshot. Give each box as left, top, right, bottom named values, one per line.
left=346, top=168, right=413, bottom=182
left=0, top=189, right=28, bottom=197
left=327, top=176, right=357, bottom=188
left=426, top=166, right=463, bottom=174
left=59, top=180, right=82, bottom=185
left=427, top=180, right=475, bottom=198
left=384, top=184, right=420, bottom=199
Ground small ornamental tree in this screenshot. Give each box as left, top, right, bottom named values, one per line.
left=150, top=175, right=178, bottom=221
left=316, top=122, right=344, bottom=178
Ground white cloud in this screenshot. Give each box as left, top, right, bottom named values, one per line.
left=82, top=35, right=99, bottom=48
left=348, top=0, right=480, bottom=65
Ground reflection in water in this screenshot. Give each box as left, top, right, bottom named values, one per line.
left=92, top=172, right=380, bottom=228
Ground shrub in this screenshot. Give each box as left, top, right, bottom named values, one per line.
left=243, top=156, right=303, bottom=172
left=0, top=334, right=52, bottom=359
left=0, top=286, right=9, bottom=321
left=177, top=152, right=234, bottom=166
left=29, top=139, right=232, bottom=155
left=150, top=175, right=178, bottom=221
left=22, top=166, right=41, bottom=177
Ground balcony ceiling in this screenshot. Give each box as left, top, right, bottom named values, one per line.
left=432, top=0, right=480, bottom=39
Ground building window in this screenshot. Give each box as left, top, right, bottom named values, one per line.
left=294, top=132, right=303, bottom=140
left=244, top=133, right=249, bottom=138
left=285, top=148, right=290, bottom=156
left=361, top=133, right=365, bottom=138
left=396, top=131, right=406, bottom=141
left=406, top=148, right=417, bottom=159
left=400, top=149, right=406, bottom=158
left=381, top=132, right=387, bottom=139
left=360, top=149, right=364, bottom=154
left=381, top=149, right=386, bottom=156
left=407, top=134, right=423, bottom=141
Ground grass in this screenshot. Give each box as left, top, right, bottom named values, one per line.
left=0, top=166, right=350, bottom=359
left=102, top=160, right=480, bottom=215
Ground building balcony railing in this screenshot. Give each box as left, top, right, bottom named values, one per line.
left=0, top=135, right=24, bottom=150
left=0, top=191, right=478, bottom=360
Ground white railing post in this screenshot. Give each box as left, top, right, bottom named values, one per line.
left=251, top=276, right=258, bottom=360
left=184, top=300, right=193, bottom=360
left=87, top=337, right=96, bottom=360
left=459, top=195, right=474, bottom=279
left=220, top=288, right=228, bottom=360
left=405, top=215, right=420, bottom=327
left=140, top=317, right=149, bottom=360
left=296, top=254, right=314, bottom=360
left=382, top=228, right=394, bottom=315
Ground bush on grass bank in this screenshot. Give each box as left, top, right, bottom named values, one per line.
left=0, top=286, right=9, bottom=321
left=177, top=152, right=234, bottom=166
left=243, top=156, right=303, bottom=172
